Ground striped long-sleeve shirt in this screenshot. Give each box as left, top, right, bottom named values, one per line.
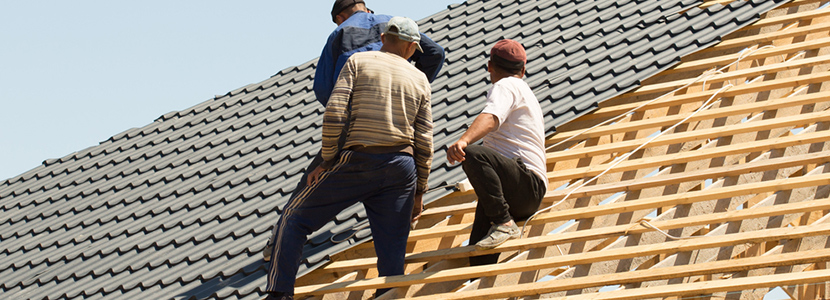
left=321, top=50, right=433, bottom=192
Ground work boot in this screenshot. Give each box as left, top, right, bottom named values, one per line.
left=263, top=244, right=273, bottom=262
left=475, top=222, right=520, bottom=250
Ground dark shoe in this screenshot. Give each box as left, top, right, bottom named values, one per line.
left=263, top=292, right=293, bottom=300
left=475, top=222, right=520, bottom=250
left=263, top=244, right=273, bottom=262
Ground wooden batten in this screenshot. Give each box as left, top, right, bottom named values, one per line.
left=653, top=36, right=830, bottom=77
left=293, top=1, right=830, bottom=299
left=315, top=197, right=830, bottom=277
left=297, top=223, right=830, bottom=296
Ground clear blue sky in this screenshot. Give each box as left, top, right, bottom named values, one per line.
left=0, top=0, right=457, bottom=181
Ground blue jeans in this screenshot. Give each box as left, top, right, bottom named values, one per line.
left=265, top=150, right=417, bottom=295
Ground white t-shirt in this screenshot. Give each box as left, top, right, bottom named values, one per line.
left=480, top=76, right=548, bottom=189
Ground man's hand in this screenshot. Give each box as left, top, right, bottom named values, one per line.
left=411, top=192, right=424, bottom=222
left=307, top=166, right=327, bottom=186
left=447, top=140, right=468, bottom=165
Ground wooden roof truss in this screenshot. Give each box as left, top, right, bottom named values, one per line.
left=291, top=1, right=830, bottom=299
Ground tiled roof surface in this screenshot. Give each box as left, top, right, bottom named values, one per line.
left=0, top=0, right=786, bottom=299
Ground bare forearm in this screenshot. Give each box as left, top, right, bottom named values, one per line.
left=459, top=113, right=498, bottom=144
left=447, top=113, right=498, bottom=164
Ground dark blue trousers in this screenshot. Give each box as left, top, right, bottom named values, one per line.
left=265, top=150, right=416, bottom=295
left=266, top=152, right=325, bottom=246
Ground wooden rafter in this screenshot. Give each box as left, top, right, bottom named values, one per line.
left=295, top=2, right=830, bottom=299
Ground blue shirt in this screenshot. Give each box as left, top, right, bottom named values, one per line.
left=314, top=11, right=445, bottom=107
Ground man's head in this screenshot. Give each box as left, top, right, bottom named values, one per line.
left=331, top=0, right=369, bottom=25
left=488, top=39, right=526, bottom=80
left=381, top=16, right=423, bottom=60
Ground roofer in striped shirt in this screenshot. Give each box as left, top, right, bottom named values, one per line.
left=264, top=16, right=433, bottom=300
left=262, top=0, right=444, bottom=264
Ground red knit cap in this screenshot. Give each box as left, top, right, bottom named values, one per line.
left=490, top=39, right=526, bottom=64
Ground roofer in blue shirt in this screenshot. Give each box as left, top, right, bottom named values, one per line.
left=315, top=0, right=445, bottom=106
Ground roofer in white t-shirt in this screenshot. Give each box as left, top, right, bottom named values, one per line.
left=446, top=39, right=548, bottom=266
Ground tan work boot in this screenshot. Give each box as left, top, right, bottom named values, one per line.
left=475, top=221, right=521, bottom=250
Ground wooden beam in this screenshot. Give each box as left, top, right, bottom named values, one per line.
left=299, top=7, right=830, bottom=299
left=539, top=172, right=830, bottom=224
left=562, top=72, right=830, bottom=130
left=414, top=150, right=830, bottom=226
left=548, top=150, right=830, bottom=202
left=295, top=222, right=830, bottom=295
left=547, top=92, right=830, bottom=150
left=555, top=269, right=830, bottom=300
left=418, top=201, right=475, bottom=219
left=405, top=248, right=830, bottom=300
left=370, top=158, right=830, bottom=260
left=624, top=54, right=830, bottom=98
left=547, top=108, right=830, bottom=162
left=316, top=195, right=830, bottom=274
left=739, top=5, right=830, bottom=32
left=778, top=0, right=825, bottom=9
left=557, top=143, right=830, bottom=297
left=708, top=20, right=830, bottom=51
left=547, top=129, right=830, bottom=183
left=659, top=36, right=830, bottom=76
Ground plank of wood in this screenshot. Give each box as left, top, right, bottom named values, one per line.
left=418, top=202, right=475, bottom=219
left=540, top=172, right=830, bottom=223
left=399, top=158, right=830, bottom=252
left=316, top=195, right=830, bottom=274
left=554, top=268, right=830, bottom=300
left=397, top=258, right=470, bottom=298
left=294, top=222, right=830, bottom=295
left=555, top=122, right=829, bottom=295
left=404, top=247, right=830, bottom=300
left=547, top=92, right=830, bottom=151
left=394, top=153, right=829, bottom=230
left=739, top=5, right=830, bottom=32
left=548, top=150, right=830, bottom=202
left=659, top=36, right=830, bottom=76
left=624, top=54, right=830, bottom=98
left=613, top=164, right=830, bottom=293
left=547, top=129, right=830, bottom=183
left=443, top=190, right=830, bottom=262
left=721, top=206, right=830, bottom=298
left=709, top=20, right=830, bottom=51
left=547, top=108, right=830, bottom=162
left=416, top=191, right=477, bottom=227
left=411, top=142, right=827, bottom=222
left=559, top=72, right=830, bottom=131
left=531, top=126, right=824, bottom=288
left=477, top=195, right=829, bottom=262
left=778, top=0, right=824, bottom=9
